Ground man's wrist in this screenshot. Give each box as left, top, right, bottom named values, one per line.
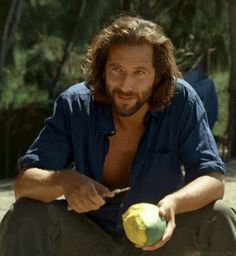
left=52, top=169, right=73, bottom=195
left=159, top=194, right=180, bottom=214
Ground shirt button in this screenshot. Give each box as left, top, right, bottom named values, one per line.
left=120, top=203, right=124, bottom=208
left=110, top=130, right=116, bottom=135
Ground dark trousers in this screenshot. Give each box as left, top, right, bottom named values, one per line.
left=0, top=199, right=235, bottom=256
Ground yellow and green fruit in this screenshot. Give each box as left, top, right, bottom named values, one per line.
left=122, top=203, right=166, bottom=246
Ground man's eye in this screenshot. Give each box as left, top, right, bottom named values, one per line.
left=111, top=67, right=122, bottom=72
left=135, top=70, right=146, bottom=75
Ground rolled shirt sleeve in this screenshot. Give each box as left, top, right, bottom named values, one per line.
left=18, top=95, right=73, bottom=171
left=177, top=83, right=225, bottom=183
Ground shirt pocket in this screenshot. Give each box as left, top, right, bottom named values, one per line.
left=145, top=151, right=173, bottom=173
left=140, top=151, right=184, bottom=197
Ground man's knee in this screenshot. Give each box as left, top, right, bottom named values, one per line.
left=211, top=200, right=236, bottom=232
left=0, top=199, right=55, bottom=255
left=212, top=200, right=236, bottom=219
left=1, top=198, right=49, bottom=230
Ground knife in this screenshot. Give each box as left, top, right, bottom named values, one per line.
left=110, top=186, right=131, bottom=195
left=67, top=186, right=131, bottom=211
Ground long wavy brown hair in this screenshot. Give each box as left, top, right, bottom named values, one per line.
left=82, top=15, right=181, bottom=111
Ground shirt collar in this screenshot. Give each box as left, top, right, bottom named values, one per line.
left=98, top=104, right=166, bottom=135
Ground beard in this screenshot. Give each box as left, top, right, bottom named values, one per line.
left=106, top=85, right=153, bottom=117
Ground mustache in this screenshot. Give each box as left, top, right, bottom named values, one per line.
left=112, top=89, right=137, bottom=97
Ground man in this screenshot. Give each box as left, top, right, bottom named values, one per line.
left=0, top=15, right=235, bottom=256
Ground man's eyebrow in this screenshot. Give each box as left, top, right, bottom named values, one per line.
left=108, top=62, right=149, bottom=70
left=134, top=66, right=149, bottom=70
left=108, top=62, right=121, bottom=66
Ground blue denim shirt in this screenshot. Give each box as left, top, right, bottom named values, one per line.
left=18, top=79, right=225, bottom=234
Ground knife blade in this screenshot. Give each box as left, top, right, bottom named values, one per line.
left=111, top=186, right=131, bottom=195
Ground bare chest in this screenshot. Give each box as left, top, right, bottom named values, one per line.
left=103, top=128, right=143, bottom=187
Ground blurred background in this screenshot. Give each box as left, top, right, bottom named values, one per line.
left=0, top=0, right=236, bottom=179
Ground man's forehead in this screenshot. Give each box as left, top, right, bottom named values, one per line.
left=109, top=40, right=153, bottom=49
left=107, top=43, right=154, bottom=62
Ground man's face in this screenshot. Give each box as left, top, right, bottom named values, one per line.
left=105, top=43, right=156, bottom=117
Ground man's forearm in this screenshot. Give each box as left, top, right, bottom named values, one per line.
left=14, top=168, right=67, bottom=203
left=161, top=172, right=225, bottom=214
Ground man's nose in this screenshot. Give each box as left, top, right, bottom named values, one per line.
left=120, top=74, right=135, bottom=92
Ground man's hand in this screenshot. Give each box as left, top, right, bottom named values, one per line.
left=137, top=196, right=177, bottom=251
left=62, top=171, right=114, bottom=213
left=14, top=168, right=114, bottom=210
left=137, top=172, right=225, bottom=251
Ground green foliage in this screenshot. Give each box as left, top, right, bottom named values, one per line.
left=212, top=71, right=229, bottom=136
left=0, top=0, right=230, bottom=119
left=163, top=0, right=229, bottom=72
left=102, top=0, right=229, bottom=72
left=1, top=0, right=230, bottom=107
left=0, top=0, right=125, bottom=106
left=24, top=35, right=65, bottom=88
left=0, top=46, right=47, bottom=110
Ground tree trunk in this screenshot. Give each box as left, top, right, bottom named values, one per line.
left=151, top=0, right=166, bottom=20
left=49, top=0, right=86, bottom=99
left=228, top=0, right=236, bottom=157
left=0, top=0, right=17, bottom=69
left=4, top=110, right=10, bottom=178
left=0, top=0, right=23, bottom=97
left=169, top=0, right=187, bottom=33
left=5, top=0, right=23, bottom=55
left=139, top=0, right=150, bottom=18
left=122, top=0, right=133, bottom=12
